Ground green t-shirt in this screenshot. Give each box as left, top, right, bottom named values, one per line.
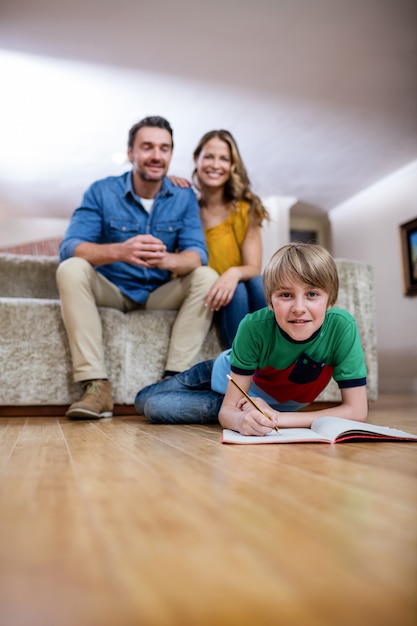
left=212, top=307, right=366, bottom=409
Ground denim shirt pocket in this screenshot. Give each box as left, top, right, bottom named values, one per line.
left=153, top=220, right=182, bottom=250
left=108, top=219, right=143, bottom=242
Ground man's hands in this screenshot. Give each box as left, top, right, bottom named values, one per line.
left=115, top=235, right=202, bottom=276
left=117, top=234, right=167, bottom=268
left=73, top=237, right=167, bottom=269
left=74, top=233, right=201, bottom=275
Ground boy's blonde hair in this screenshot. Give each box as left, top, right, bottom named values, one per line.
left=263, top=243, right=339, bottom=308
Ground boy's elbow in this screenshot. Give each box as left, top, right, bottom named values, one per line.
left=341, top=385, right=368, bottom=422
left=356, top=408, right=368, bottom=422
left=353, top=398, right=369, bottom=422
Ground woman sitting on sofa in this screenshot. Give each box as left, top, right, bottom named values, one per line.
left=172, top=129, right=269, bottom=348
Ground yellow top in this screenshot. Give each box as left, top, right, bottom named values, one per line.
left=205, top=200, right=250, bottom=275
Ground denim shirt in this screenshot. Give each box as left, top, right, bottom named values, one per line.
left=59, top=172, right=208, bottom=303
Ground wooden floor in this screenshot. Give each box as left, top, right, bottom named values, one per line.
left=0, top=394, right=416, bottom=626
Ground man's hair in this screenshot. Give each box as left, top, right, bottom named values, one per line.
left=128, top=116, right=174, bottom=150
left=263, top=243, right=339, bottom=308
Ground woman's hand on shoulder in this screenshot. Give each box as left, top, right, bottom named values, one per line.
left=169, top=175, right=192, bottom=188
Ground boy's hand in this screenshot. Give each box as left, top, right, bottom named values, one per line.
left=237, top=398, right=279, bottom=436
left=237, top=396, right=270, bottom=412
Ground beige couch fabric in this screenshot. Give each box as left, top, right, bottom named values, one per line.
left=0, top=254, right=377, bottom=406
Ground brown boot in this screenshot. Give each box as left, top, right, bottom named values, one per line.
left=66, top=380, right=113, bottom=419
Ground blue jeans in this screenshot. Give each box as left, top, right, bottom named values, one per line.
left=134, top=360, right=223, bottom=424
left=216, top=276, right=266, bottom=348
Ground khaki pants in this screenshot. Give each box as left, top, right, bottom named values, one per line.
left=56, top=257, right=218, bottom=382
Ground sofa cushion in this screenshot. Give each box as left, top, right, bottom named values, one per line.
left=0, top=253, right=377, bottom=406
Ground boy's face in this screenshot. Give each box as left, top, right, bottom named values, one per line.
left=269, top=279, right=331, bottom=341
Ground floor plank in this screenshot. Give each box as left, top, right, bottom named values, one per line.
left=0, top=395, right=416, bottom=626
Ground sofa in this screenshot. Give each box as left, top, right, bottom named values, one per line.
left=0, top=253, right=378, bottom=411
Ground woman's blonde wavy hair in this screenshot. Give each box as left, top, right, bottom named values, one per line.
left=192, top=130, right=269, bottom=226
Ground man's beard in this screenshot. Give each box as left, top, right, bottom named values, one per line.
left=140, top=163, right=167, bottom=182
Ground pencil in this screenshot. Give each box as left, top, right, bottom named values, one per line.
left=226, top=374, right=279, bottom=432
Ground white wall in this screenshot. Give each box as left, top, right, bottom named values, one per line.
left=261, top=196, right=297, bottom=269
left=330, top=161, right=417, bottom=394
left=0, top=217, right=68, bottom=247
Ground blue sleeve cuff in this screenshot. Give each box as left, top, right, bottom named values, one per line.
left=188, top=246, right=208, bottom=266
left=59, top=238, right=85, bottom=261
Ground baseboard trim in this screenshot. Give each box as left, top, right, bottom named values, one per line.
left=0, top=405, right=137, bottom=417
left=0, top=401, right=340, bottom=418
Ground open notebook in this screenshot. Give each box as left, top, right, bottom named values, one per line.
left=222, top=416, right=417, bottom=444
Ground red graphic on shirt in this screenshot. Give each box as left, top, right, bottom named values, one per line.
left=253, top=362, right=334, bottom=403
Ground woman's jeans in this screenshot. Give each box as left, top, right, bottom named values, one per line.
left=217, top=276, right=266, bottom=348
left=134, top=360, right=223, bottom=424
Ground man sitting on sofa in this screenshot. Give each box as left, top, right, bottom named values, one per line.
left=57, top=115, right=218, bottom=419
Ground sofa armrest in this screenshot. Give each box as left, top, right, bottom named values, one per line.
left=316, top=258, right=378, bottom=401
left=0, top=254, right=60, bottom=299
